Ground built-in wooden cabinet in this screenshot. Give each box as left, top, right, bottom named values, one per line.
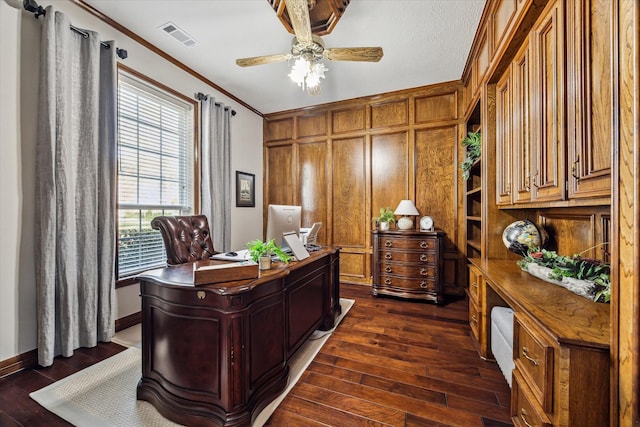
left=565, top=0, right=614, bottom=200
left=530, top=0, right=565, bottom=203
left=463, top=0, right=637, bottom=424
left=467, top=260, right=610, bottom=427
left=493, top=0, right=612, bottom=209
left=495, top=70, right=512, bottom=205
left=511, top=39, right=532, bottom=204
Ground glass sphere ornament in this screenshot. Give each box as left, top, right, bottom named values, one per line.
left=502, top=219, right=549, bottom=256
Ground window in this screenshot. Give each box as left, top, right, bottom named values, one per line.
left=117, top=68, right=196, bottom=279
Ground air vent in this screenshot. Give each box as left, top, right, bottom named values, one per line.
left=158, top=22, right=197, bottom=48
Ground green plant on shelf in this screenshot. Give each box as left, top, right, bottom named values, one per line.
left=461, top=131, right=481, bottom=180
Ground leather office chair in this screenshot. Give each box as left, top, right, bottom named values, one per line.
left=151, top=215, right=218, bottom=265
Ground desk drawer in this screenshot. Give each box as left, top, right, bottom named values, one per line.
left=513, top=313, right=554, bottom=413
left=468, top=297, right=480, bottom=342
left=511, top=369, right=552, bottom=427
left=468, top=264, right=482, bottom=302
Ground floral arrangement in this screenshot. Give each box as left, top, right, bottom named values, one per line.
left=518, top=248, right=610, bottom=303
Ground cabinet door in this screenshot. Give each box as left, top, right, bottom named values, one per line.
left=530, top=0, right=565, bottom=202
left=511, top=40, right=532, bottom=204
left=495, top=70, right=512, bottom=205
left=566, top=0, right=613, bottom=199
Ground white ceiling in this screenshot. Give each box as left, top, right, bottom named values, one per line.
left=84, top=0, right=486, bottom=115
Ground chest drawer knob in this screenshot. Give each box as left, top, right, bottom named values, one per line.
left=384, top=240, right=393, bottom=247
left=521, top=346, right=539, bottom=366
left=420, top=254, right=428, bottom=262
left=385, top=253, right=392, bottom=260
left=385, top=266, right=392, bottom=273
left=384, top=278, right=392, bottom=285
left=420, top=241, right=428, bottom=248
left=420, top=268, right=431, bottom=276
left=420, top=281, right=428, bottom=289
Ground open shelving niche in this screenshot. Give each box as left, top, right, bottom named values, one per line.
left=464, top=100, right=482, bottom=260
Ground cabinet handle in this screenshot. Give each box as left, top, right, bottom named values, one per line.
left=571, top=154, right=581, bottom=181
left=420, top=268, right=430, bottom=276
left=384, top=240, right=393, bottom=247
left=532, top=171, right=539, bottom=188
left=471, top=314, right=477, bottom=323
left=385, top=252, right=392, bottom=260
left=420, top=254, right=428, bottom=262
left=384, top=278, right=392, bottom=285
left=420, top=241, right=428, bottom=249
left=385, top=266, right=392, bottom=273
left=522, top=346, right=539, bottom=366
left=520, top=409, right=534, bottom=427
left=420, top=281, right=428, bottom=289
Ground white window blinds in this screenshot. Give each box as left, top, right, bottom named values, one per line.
left=117, top=71, right=194, bottom=278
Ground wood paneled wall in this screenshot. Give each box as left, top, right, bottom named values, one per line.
left=264, top=82, right=465, bottom=295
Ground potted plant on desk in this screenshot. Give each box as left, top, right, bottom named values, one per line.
left=246, top=239, right=291, bottom=270
left=373, top=207, right=396, bottom=231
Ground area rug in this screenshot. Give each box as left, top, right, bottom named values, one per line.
left=30, top=298, right=354, bottom=427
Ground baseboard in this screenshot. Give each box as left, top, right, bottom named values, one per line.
left=1, top=313, right=141, bottom=378
left=0, top=349, right=38, bottom=379
left=115, top=311, right=141, bottom=332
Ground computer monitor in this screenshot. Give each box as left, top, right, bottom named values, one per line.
left=265, top=205, right=301, bottom=251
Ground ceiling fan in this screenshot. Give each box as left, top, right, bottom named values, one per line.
left=236, top=0, right=383, bottom=94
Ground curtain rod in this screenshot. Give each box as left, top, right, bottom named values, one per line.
left=195, top=92, right=237, bottom=116
left=23, top=0, right=128, bottom=60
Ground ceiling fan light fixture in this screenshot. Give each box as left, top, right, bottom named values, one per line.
left=288, top=56, right=327, bottom=95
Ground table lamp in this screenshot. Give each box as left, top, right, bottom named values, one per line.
left=394, top=200, right=420, bottom=230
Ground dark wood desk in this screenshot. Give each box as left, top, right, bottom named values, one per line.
left=136, top=247, right=341, bottom=426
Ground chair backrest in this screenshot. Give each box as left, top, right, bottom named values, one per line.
left=151, top=215, right=217, bottom=265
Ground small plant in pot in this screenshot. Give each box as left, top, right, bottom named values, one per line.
left=372, top=207, right=396, bottom=231
left=246, top=238, right=291, bottom=270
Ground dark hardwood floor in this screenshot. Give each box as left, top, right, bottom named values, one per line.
left=266, top=284, right=512, bottom=427
left=0, top=283, right=512, bottom=426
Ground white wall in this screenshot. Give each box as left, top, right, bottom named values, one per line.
left=0, top=0, right=264, bottom=361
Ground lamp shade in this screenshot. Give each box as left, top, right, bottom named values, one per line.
left=394, top=200, right=420, bottom=216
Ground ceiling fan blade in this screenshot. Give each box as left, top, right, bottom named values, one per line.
left=324, top=47, right=384, bottom=62
left=236, top=53, right=291, bottom=67
left=285, top=0, right=313, bottom=46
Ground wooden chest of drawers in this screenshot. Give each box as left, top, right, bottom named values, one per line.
left=371, top=229, right=444, bottom=303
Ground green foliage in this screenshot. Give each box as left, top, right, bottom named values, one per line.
left=372, top=207, right=396, bottom=225
left=518, top=248, right=610, bottom=303
left=460, top=131, right=482, bottom=180
left=246, top=239, right=292, bottom=263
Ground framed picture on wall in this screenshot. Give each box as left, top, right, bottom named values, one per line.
left=236, top=171, right=255, bottom=207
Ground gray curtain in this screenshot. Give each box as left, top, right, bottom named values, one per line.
left=200, top=96, right=232, bottom=251
left=35, top=7, right=117, bottom=367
